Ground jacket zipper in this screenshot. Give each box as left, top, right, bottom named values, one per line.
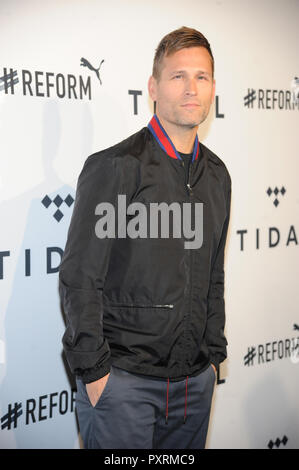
left=181, top=158, right=193, bottom=365
left=181, top=160, right=193, bottom=196
left=110, top=303, right=174, bottom=309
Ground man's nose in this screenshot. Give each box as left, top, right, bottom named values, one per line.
left=185, top=78, right=197, bottom=95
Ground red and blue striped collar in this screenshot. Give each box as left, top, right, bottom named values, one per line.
left=148, top=114, right=200, bottom=162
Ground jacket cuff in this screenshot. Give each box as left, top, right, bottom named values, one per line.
left=210, top=357, right=220, bottom=379
left=78, top=358, right=112, bottom=384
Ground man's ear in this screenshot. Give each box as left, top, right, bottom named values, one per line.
left=211, top=78, right=216, bottom=103
left=148, top=75, right=157, bottom=102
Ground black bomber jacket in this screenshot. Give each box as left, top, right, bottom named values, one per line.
left=59, top=114, right=232, bottom=384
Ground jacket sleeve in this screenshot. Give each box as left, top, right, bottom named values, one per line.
left=205, top=172, right=232, bottom=374
left=59, top=152, right=122, bottom=384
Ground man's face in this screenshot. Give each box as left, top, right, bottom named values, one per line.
left=148, top=46, right=215, bottom=130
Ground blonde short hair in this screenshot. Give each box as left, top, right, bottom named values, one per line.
left=152, top=26, right=214, bottom=81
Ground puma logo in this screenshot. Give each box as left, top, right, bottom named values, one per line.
left=80, top=58, right=104, bottom=85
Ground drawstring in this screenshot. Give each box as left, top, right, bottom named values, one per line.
left=165, top=376, right=189, bottom=424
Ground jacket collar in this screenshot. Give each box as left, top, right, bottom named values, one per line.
left=148, top=114, right=200, bottom=162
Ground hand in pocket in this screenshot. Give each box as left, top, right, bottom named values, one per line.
left=86, top=372, right=110, bottom=407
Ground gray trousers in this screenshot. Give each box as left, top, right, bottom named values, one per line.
left=75, top=364, right=216, bottom=449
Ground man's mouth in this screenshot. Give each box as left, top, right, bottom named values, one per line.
left=181, top=103, right=200, bottom=108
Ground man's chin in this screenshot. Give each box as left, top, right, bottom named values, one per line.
left=159, top=112, right=208, bottom=130
left=178, top=119, right=202, bottom=129
left=176, top=112, right=208, bottom=129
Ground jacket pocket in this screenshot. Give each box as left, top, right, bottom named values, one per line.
left=110, top=303, right=174, bottom=309
left=103, top=302, right=176, bottom=364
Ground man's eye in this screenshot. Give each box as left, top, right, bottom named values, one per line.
left=173, top=75, right=182, bottom=79
left=198, top=76, right=206, bottom=80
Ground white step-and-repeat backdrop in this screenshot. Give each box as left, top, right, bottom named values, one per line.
left=0, top=0, right=298, bottom=449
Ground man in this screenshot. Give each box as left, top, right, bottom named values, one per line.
left=59, top=26, right=231, bottom=449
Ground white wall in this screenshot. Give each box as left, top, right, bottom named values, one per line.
left=0, top=0, right=298, bottom=449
